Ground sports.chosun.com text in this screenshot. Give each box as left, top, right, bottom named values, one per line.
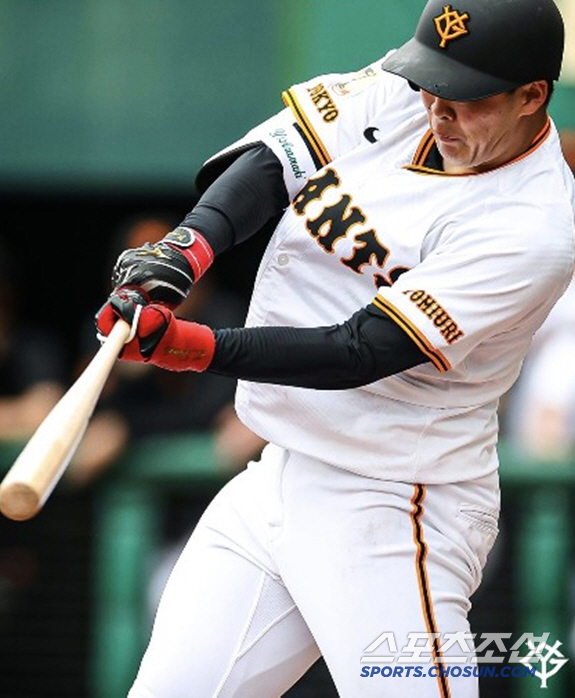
left=360, top=665, right=535, bottom=679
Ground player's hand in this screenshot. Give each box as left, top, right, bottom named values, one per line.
left=111, top=227, right=214, bottom=308
left=96, top=287, right=216, bottom=372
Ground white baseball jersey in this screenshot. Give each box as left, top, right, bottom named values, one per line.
left=210, top=54, right=575, bottom=484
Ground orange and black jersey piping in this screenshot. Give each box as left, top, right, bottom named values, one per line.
left=406, top=119, right=552, bottom=175
left=282, top=87, right=332, bottom=169
left=409, top=130, right=445, bottom=173
left=372, top=295, right=451, bottom=373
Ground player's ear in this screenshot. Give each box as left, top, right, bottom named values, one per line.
left=518, top=80, right=549, bottom=115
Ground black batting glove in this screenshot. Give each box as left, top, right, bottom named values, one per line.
left=111, top=227, right=214, bottom=309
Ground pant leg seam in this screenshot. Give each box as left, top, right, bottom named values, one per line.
left=213, top=569, right=267, bottom=697
left=236, top=603, right=298, bottom=661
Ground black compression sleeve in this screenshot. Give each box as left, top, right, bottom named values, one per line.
left=180, top=144, right=289, bottom=255
left=209, top=303, right=429, bottom=389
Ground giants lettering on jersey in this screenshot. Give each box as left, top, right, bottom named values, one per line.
left=292, top=168, right=409, bottom=289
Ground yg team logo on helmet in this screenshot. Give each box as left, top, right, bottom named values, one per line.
left=434, top=5, right=471, bottom=48
left=381, top=0, right=565, bottom=101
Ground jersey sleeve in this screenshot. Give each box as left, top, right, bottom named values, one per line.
left=373, top=209, right=575, bottom=373
left=197, top=52, right=410, bottom=199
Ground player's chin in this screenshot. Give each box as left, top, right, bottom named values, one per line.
left=437, top=144, right=475, bottom=174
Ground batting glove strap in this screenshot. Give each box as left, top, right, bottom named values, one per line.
left=148, top=314, right=216, bottom=372
left=164, top=227, right=215, bottom=282
left=111, top=228, right=214, bottom=309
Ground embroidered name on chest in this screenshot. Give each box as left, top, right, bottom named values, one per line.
left=292, top=168, right=409, bottom=289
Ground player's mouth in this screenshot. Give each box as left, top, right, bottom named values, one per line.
left=434, top=131, right=460, bottom=145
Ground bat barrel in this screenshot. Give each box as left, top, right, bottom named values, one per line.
left=0, top=320, right=131, bottom=521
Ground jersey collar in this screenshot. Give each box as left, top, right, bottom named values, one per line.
left=404, top=118, right=552, bottom=176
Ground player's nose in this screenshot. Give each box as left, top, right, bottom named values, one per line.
left=422, top=92, right=456, bottom=120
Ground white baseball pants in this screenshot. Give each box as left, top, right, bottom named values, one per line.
left=128, top=444, right=499, bottom=697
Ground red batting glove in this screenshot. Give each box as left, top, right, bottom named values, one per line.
left=96, top=288, right=216, bottom=372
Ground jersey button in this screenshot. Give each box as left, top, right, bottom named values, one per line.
left=278, top=253, right=290, bottom=266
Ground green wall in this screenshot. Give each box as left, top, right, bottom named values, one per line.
left=276, top=0, right=421, bottom=83
left=1, top=0, right=574, bottom=191
left=0, top=0, right=282, bottom=190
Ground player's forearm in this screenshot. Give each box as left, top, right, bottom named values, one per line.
left=96, top=295, right=428, bottom=389
left=210, top=305, right=428, bottom=390
left=180, top=144, right=289, bottom=255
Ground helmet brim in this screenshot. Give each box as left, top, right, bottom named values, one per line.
left=381, top=39, right=523, bottom=102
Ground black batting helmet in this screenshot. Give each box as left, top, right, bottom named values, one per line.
left=381, top=0, right=564, bottom=101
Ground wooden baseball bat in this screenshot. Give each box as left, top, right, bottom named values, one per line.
left=0, top=320, right=131, bottom=522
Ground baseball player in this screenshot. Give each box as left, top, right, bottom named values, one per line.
left=97, top=0, right=574, bottom=696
